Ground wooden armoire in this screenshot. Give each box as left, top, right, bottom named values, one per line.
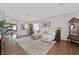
left=68, top=17, right=79, bottom=42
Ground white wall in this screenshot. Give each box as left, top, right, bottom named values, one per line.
left=0, top=10, right=5, bottom=19
left=40, top=10, right=79, bottom=40
left=54, top=11, right=79, bottom=40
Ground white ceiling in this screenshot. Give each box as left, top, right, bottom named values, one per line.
left=0, top=3, right=79, bottom=20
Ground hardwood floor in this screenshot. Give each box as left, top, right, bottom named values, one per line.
left=2, top=39, right=79, bottom=55
left=48, top=41, right=79, bottom=55
left=3, top=39, right=27, bottom=55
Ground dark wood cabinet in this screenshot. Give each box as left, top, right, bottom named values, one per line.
left=68, top=17, right=79, bottom=42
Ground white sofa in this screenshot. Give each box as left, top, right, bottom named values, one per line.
left=41, top=32, right=55, bottom=43
left=31, top=29, right=55, bottom=43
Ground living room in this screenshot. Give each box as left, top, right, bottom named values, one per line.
left=0, top=3, right=79, bottom=55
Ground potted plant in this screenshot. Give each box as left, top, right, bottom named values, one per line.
left=0, top=19, right=11, bottom=55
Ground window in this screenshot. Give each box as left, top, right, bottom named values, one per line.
left=33, top=23, right=39, bottom=33
left=12, top=25, right=16, bottom=30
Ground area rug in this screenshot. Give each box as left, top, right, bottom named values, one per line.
left=16, top=37, right=56, bottom=55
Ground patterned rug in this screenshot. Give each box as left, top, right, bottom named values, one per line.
left=16, top=37, right=56, bottom=55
